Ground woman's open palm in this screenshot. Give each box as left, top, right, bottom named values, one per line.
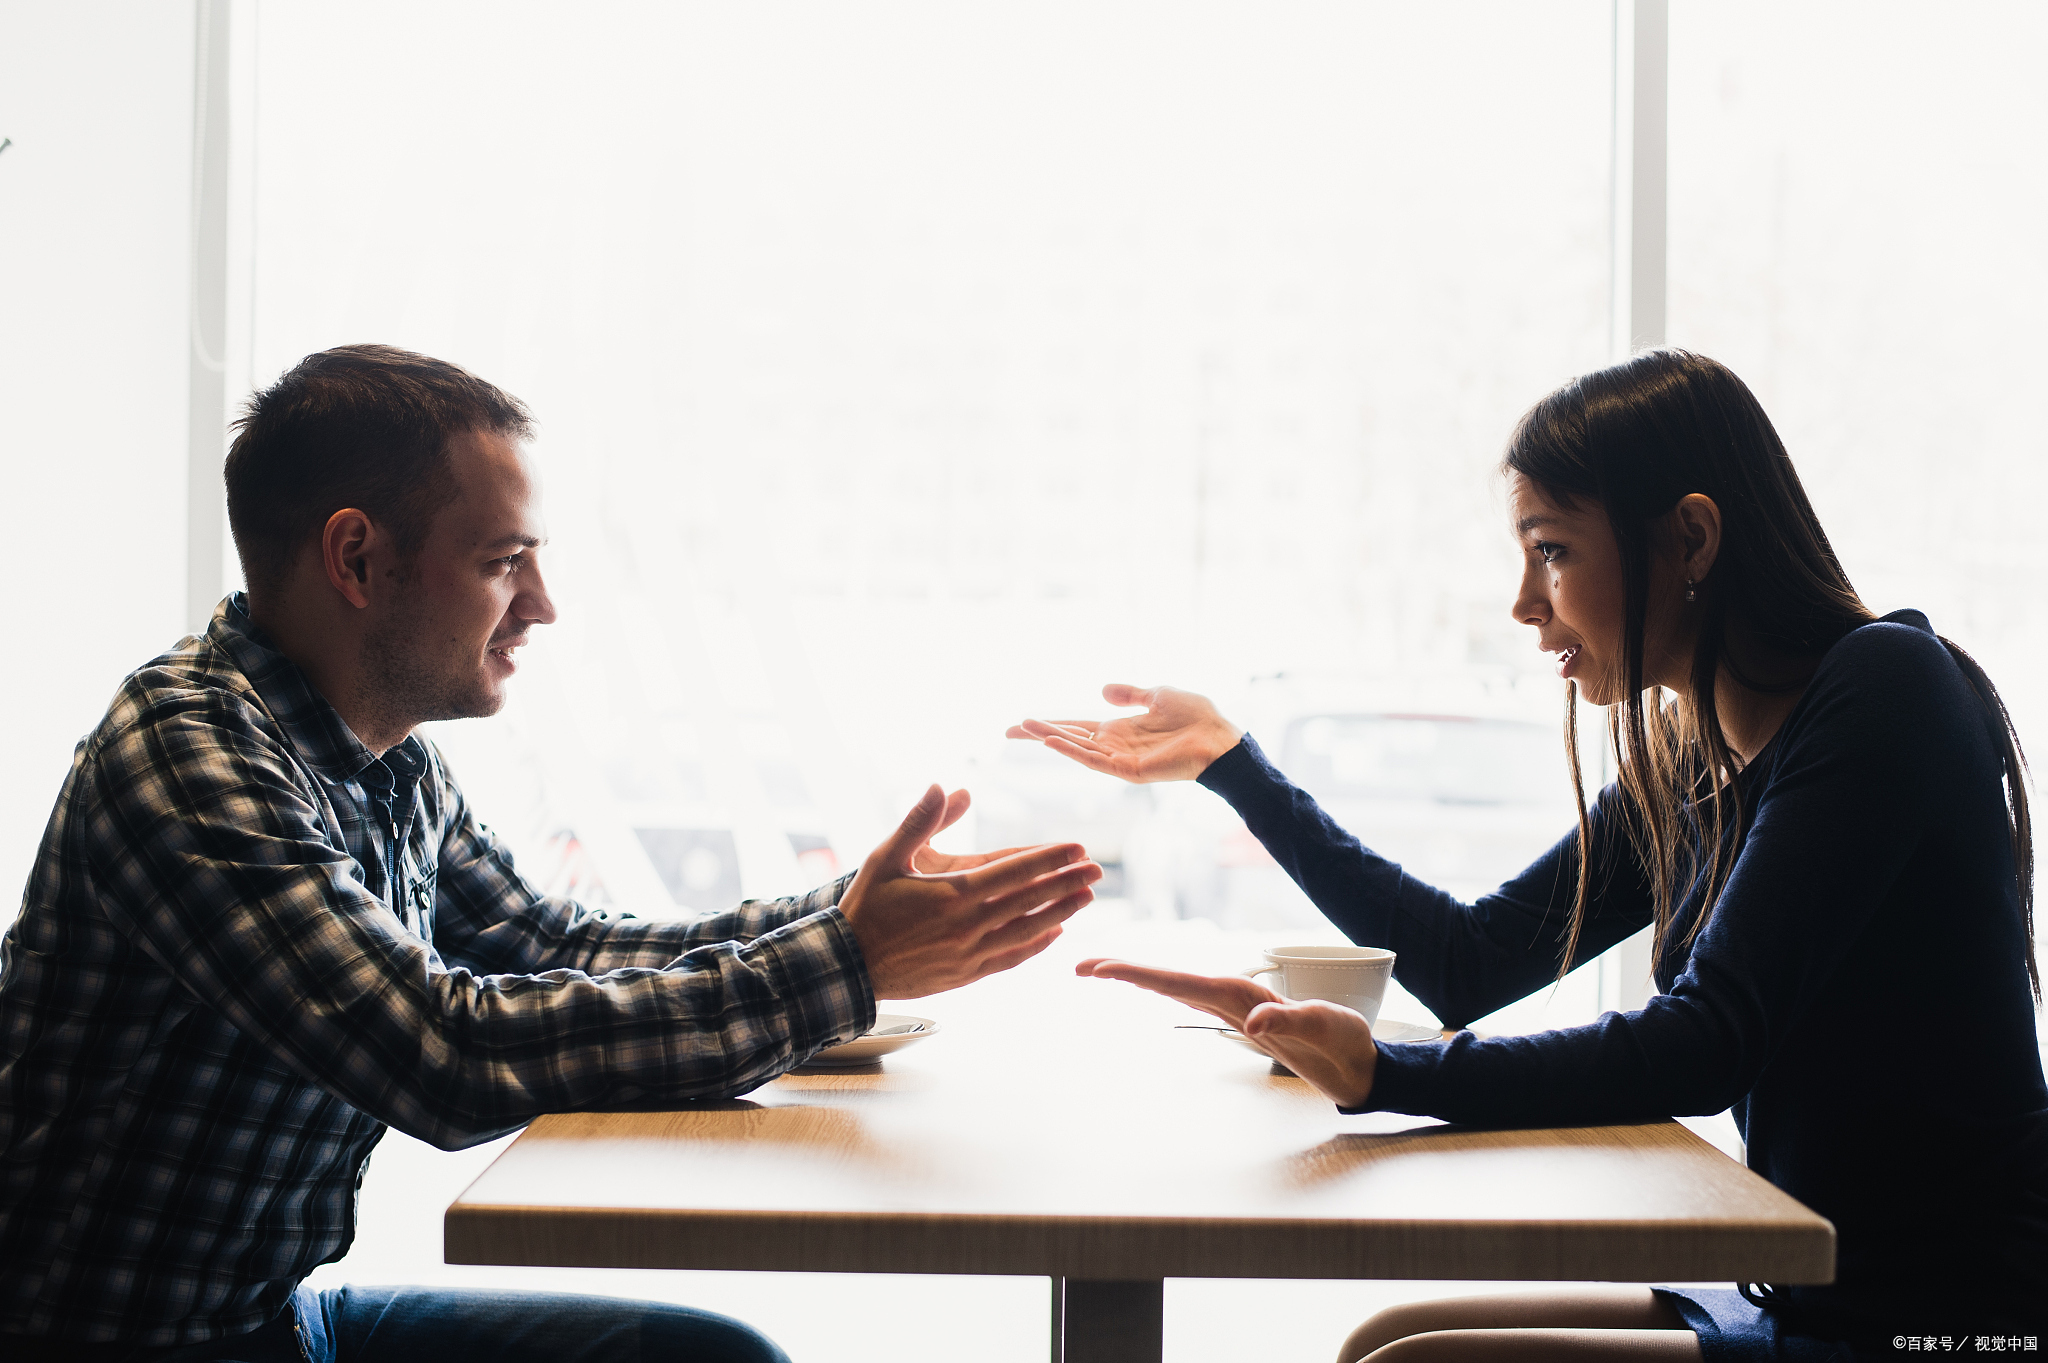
left=1074, top=957, right=1380, bottom=1109
left=1005, top=684, right=1244, bottom=784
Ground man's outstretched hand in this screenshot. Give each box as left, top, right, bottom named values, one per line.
left=841, top=785, right=1101, bottom=999
left=907, top=787, right=1032, bottom=875
left=1074, top=957, right=1380, bottom=1109
left=1006, top=683, right=1243, bottom=784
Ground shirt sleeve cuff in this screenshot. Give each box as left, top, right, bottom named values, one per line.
left=750, top=904, right=879, bottom=1059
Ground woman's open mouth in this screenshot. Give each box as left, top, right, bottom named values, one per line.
left=1554, top=645, right=1581, bottom=679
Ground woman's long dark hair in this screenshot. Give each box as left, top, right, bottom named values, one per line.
left=1503, top=349, right=2037, bottom=1000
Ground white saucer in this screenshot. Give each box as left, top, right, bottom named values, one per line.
left=1222, top=1017, right=1441, bottom=1056
left=1371, top=1018, right=1445, bottom=1043
left=805, top=1014, right=939, bottom=1066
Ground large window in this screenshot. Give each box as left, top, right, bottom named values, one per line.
left=1667, top=1, right=2048, bottom=755
left=247, top=3, right=1611, bottom=981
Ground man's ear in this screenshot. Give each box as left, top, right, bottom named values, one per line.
left=320, top=508, right=379, bottom=610
left=1671, top=493, right=1723, bottom=584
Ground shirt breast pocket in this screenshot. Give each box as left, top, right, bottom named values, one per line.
left=404, top=861, right=439, bottom=942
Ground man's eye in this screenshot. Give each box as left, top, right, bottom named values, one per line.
left=493, top=555, right=524, bottom=573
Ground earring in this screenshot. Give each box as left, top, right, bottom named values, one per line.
left=1684, top=579, right=1697, bottom=603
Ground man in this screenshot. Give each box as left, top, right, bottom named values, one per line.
left=0, top=345, right=1099, bottom=1361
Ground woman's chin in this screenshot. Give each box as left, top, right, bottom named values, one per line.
left=1574, top=678, right=1621, bottom=708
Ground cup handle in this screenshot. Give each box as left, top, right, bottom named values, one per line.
left=1243, top=965, right=1282, bottom=984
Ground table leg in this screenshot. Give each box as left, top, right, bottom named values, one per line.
left=1053, top=1277, right=1164, bottom=1363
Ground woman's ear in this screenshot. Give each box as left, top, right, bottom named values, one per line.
left=1671, top=493, right=1722, bottom=585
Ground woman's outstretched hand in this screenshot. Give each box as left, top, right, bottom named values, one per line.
left=1075, top=958, right=1380, bottom=1109
left=1005, top=684, right=1244, bottom=784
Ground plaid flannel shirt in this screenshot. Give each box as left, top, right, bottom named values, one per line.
left=0, top=595, right=875, bottom=1346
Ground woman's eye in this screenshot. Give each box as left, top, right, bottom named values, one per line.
left=1535, top=541, right=1565, bottom=564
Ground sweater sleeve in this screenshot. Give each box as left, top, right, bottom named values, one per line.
left=1198, top=734, right=1654, bottom=1028
left=1362, top=623, right=1968, bottom=1125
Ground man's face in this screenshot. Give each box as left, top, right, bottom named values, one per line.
left=362, top=429, right=556, bottom=729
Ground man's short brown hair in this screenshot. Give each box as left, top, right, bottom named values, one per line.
left=224, top=344, right=533, bottom=596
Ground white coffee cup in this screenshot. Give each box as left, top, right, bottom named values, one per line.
left=1244, top=945, right=1397, bottom=1028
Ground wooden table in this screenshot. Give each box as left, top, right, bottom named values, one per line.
left=445, top=938, right=1834, bottom=1362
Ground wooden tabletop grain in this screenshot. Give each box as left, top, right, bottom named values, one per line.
left=445, top=931, right=1834, bottom=1286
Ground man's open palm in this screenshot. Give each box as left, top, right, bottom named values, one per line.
left=840, top=785, right=1100, bottom=999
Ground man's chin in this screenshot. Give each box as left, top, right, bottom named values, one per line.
left=361, top=623, right=515, bottom=730
left=416, top=684, right=509, bottom=727
left=458, top=683, right=510, bottom=720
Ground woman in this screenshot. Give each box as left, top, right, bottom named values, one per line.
left=1011, top=351, right=2046, bottom=1359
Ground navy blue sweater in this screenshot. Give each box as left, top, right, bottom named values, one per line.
left=1199, top=611, right=2047, bottom=1332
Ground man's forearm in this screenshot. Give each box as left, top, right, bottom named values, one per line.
left=662, top=870, right=859, bottom=950
left=440, top=869, right=860, bottom=977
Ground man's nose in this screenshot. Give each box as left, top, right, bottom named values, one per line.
left=519, top=563, right=560, bottom=626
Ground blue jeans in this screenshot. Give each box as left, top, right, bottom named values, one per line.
left=43, top=1284, right=795, bottom=1363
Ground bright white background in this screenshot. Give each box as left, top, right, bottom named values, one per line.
left=235, top=1, right=1613, bottom=934
left=2, top=3, right=2043, bottom=1360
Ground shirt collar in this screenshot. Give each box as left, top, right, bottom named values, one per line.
left=208, top=593, right=421, bottom=784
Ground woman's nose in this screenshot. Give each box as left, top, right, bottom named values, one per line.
left=1510, top=564, right=1548, bottom=628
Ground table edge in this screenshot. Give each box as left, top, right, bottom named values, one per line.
left=443, top=1202, right=1837, bottom=1284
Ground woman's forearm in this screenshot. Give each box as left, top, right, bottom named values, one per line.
left=1196, top=736, right=1650, bottom=1027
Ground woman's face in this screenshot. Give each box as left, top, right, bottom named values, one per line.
left=1507, top=473, right=1632, bottom=706
left=1507, top=473, right=1698, bottom=706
